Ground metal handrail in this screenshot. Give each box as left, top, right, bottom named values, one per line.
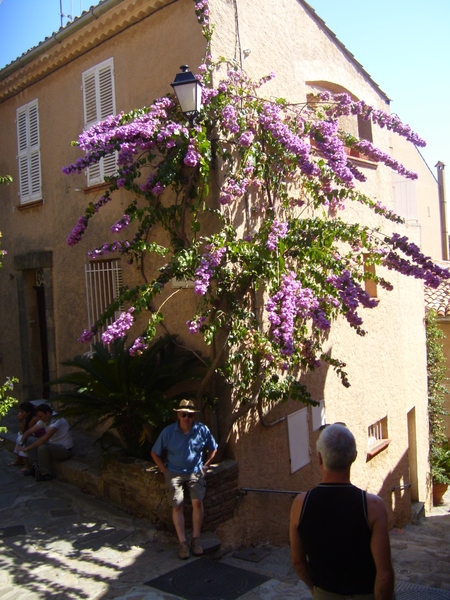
left=240, top=487, right=300, bottom=496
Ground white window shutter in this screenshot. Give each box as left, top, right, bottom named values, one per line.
left=287, top=407, right=310, bottom=474
left=98, top=63, right=114, bottom=119
left=83, top=70, right=98, bottom=127
left=16, top=100, right=41, bottom=203
left=82, top=58, right=117, bottom=185
left=87, top=161, right=102, bottom=187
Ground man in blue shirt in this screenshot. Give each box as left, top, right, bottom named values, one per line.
left=151, top=399, right=217, bottom=560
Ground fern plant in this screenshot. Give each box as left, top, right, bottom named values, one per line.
left=50, top=335, right=207, bottom=459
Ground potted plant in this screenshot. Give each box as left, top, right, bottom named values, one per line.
left=431, top=442, right=450, bottom=504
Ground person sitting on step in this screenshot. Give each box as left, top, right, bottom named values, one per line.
left=20, top=404, right=74, bottom=482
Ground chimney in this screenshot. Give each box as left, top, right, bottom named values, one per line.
left=436, top=161, right=449, bottom=261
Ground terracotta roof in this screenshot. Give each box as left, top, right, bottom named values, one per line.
left=425, top=261, right=450, bottom=317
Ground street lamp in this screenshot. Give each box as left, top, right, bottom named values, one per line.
left=171, top=65, right=203, bottom=124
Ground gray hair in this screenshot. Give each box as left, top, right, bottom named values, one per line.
left=316, top=424, right=357, bottom=472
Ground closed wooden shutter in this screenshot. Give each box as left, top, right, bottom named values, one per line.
left=82, top=58, right=117, bottom=186
left=16, top=100, right=42, bottom=203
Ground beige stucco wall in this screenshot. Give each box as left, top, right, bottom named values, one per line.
left=0, top=0, right=207, bottom=395
left=0, top=0, right=434, bottom=546
left=208, top=0, right=432, bottom=546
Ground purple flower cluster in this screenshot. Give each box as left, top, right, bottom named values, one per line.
left=78, top=328, right=96, bottom=344
left=221, top=105, right=240, bottom=134
left=259, top=103, right=319, bottom=178
left=101, top=308, right=135, bottom=344
left=353, top=140, right=418, bottom=180
left=321, top=92, right=426, bottom=147
left=187, top=315, right=207, bottom=333
left=129, top=336, right=148, bottom=356
left=63, top=97, right=180, bottom=177
left=194, top=0, right=210, bottom=28
left=267, top=220, right=288, bottom=250
left=327, top=270, right=378, bottom=333
left=266, top=272, right=326, bottom=355
left=202, top=87, right=218, bottom=105
left=383, top=234, right=450, bottom=288
left=184, top=141, right=201, bottom=167
left=238, top=131, right=254, bottom=147
left=312, top=119, right=354, bottom=186
left=87, top=240, right=131, bottom=259
left=194, top=245, right=226, bottom=295
left=67, top=216, right=88, bottom=246
left=111, top=215, right=131, bottom=233
left=219, top=177, right=249, bottom=205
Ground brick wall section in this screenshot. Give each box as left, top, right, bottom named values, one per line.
left=101, top=456, right=240, bottom=531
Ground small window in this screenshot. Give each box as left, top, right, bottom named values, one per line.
left=16, top=99, right=42, bottom=204
left=367, top=416, right=390, bottom=459
left=363, top=255, right=377, bottom=298
left=82, top=58, right=117, bottom=186
left=85, top=259, right=123, bottom=344
left=306, top=82, right=373, bottom=155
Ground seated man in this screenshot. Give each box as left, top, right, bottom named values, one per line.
left=20, top=403, right=73, bottom=482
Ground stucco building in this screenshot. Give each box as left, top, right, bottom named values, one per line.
left=0, top=0, right=446, bottom=546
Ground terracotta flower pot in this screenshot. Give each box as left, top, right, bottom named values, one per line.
left=433, top=482, right=449, bottom=505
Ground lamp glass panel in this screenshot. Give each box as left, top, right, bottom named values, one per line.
left=175, top=83, right=198, bottom=114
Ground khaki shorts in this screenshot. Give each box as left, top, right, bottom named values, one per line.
left=164, top=469, right=206, bottom=508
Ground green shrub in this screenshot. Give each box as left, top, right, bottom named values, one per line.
left=426, top=310, right=450, bottom=484
left=50, top=335, right=207, bottom=459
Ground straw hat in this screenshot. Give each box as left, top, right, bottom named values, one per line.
left=173, top=399, right=199, bottom=413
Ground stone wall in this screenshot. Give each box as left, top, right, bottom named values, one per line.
left=0, top=425, right=240, bottom=534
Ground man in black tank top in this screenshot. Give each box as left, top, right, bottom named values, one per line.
left=289, top=424, right=394, bottom=600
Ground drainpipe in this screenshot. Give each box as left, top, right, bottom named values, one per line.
left=436, top=161, right=449, bottom=261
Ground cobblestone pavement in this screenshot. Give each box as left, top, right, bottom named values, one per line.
left=1, top=442, right=449, bottom=599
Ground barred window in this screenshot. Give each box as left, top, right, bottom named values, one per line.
left=85, top=259, right=123, bottom=343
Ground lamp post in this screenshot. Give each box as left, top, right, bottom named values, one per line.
left=171, top=65, right=203, bottom=125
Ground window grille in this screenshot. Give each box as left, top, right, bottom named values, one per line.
left=84, top=259, right=123, bottom=343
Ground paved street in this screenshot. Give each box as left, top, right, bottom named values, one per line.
left=1, top=441, right=450, bottom=599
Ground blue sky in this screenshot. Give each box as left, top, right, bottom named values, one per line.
left=306, top=0, right=450, bottom=176
left=0, top=0, right=448, bottom=175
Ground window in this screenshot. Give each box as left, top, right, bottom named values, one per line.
left=367, top=416, right=390, bottom=459
left=312, top=400, right=326, bottom=431
left=85, top=259, right=123, bottom=343
left=306, top=82, right=373, bottom=160
left=363, top=254, right=377, bottom=298
left=287, top=407, right=310, bottom=473
left=393, top=174, right=417, bottom=220
left=82, top=58, right=117, bottom=186
left=16, top=99, right=42, bottom=204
